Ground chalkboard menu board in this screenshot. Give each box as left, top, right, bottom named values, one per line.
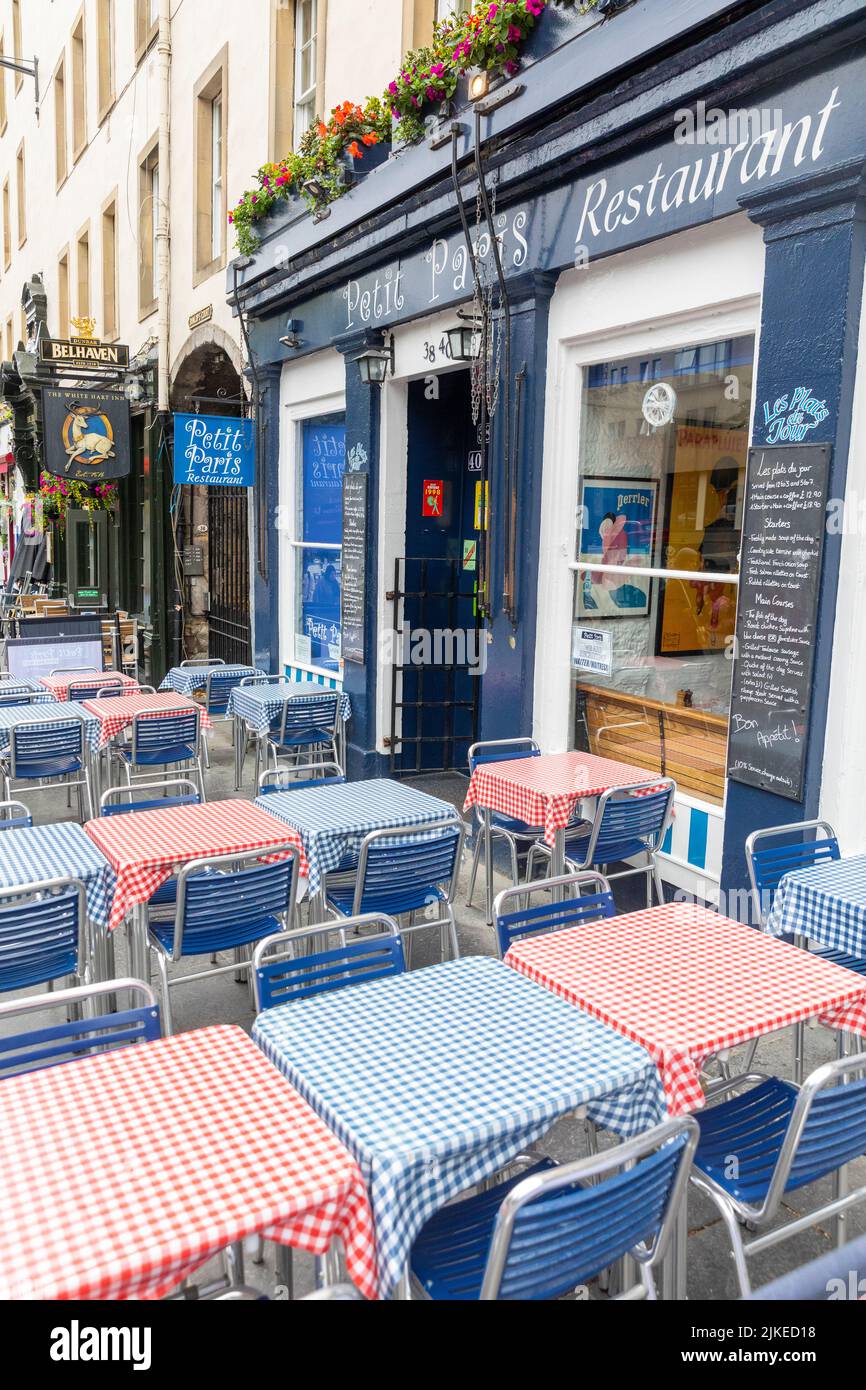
left=341, top=472, right=368, bottom=664
left=726, top=442, right=831, bottom=801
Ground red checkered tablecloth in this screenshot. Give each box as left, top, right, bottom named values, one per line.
left=38, top=671, right=137, bottom=700
left=463, top=750, right=660, bottom=845
left=82, top=692, right=214, bottom=748
left=505, top=900, right=866, bottom=1115
left=0, top=1024, right=377, bottom=1300
left=84, top=799, right=307, bottom=931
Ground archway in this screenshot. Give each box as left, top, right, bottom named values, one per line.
left=169, top=336, right=251, bottom=663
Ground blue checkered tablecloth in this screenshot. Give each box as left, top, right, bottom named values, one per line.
left=253, top=955, right=666, bottom=1297
left=765, top=854, right=866, bottom=957
left=0, top=679, right=51, bottom=700
left=254, top=777, right=456, bottom=896
left=0, top=701, right=101, bottom=755
left=227, top=681, right=351, bottom=738
left=159, top=664, right=265, bottom=697
left=0, top=822, right=116, bottom=928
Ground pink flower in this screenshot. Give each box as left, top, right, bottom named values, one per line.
left=507, top=23, right=522, bottom=41
left=487, top=3, right=499, bottom=17
left=525, top=0, right=544, bottom=14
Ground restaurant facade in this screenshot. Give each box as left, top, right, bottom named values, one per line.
left=231, top=0, right=866, bottom=905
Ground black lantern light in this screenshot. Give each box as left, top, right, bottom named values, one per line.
left=446, top=321, right=482, bottom=362
left=355, top=334, right=395, bottom=385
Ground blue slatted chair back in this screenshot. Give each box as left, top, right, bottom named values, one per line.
left=260, top=773, right=346, bottom=794
left=68, top=678, right=118, bottom=701
left=494, top=1134, right=689, bottom=1299
left=468, top=744, right=539, bottom=773
left=206, top=669, right=244, bottom=713
left=0, top=1002, right=160, bottom=1076
left=11, top=721, right=84, bottom=776
left=132, top=710, right=199, bottom=761
left=592, top=785, right=673, bottom=863
left=749, top=834, right=840, bottom=924
left=101, top=791, right=200, bottom=816
left=0, top=801, right=32, bottom=829
left=354, top=825, right=462, bottom=915
left=176, top=854, right=297, bottom=956
left=256, top=932, right=405, bottom=1009
left=0, top=694, right=35, bottom=706
left=277, top=693, right=340, bottom=746
left=495, top=886, right=615, bottom=957
left=0, top=881, right=83, bottom=993
left=787, top=1075, right=866, bottom=1191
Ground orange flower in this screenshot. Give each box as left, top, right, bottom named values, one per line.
left=316, top=120, right=327, bottom=136
left=361, top=131, right=379, bottom=145
left=334, top=109, right=346, bottom=126
left=348, top=140, right=362, bottom=158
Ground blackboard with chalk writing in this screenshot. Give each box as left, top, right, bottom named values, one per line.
left=726, top=442, right=831, bottom=801
left=341, top=472, right=368, bottom=664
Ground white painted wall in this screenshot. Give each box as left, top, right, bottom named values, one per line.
left=819, top=256, right=866, bottom=853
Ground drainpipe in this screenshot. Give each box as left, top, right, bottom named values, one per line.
left=156, top=0, right=171, bottom=412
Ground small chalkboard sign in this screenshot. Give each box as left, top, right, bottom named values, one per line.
left=341, top=472, right=368, bottom=664
left=726, top=442, right=831, bottom=801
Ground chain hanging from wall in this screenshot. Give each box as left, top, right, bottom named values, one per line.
left=469, top=176, right=503, bottom=442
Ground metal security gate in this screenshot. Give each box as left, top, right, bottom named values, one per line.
left=387, top=556, right=481, bottom=775
left=208, top=486, right=251, bottom=664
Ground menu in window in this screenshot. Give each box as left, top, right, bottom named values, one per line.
left=341, top=472, right=367, bottom=665
left=726, top=443, right=831, bottom=801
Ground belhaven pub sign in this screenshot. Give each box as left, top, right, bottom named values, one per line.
left=39, top=316, right=130, bottom=370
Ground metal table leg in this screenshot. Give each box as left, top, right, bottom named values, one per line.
left=127, top=902, right=150, bottom=983
left=484, top=808, right=494, bottom=925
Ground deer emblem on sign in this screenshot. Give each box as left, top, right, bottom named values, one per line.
left=62, top=403, right=116, bottom=472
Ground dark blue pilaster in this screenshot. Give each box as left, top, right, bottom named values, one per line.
left=252, top=362, right=282, bottom=672
left=721, top=159, right=866, bottom=904
left=479, top=272, right=558, bottom=742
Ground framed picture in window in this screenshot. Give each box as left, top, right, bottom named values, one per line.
left=656, top=426, right=746, bottom=656
left=577, top=476, right=657, bottom=619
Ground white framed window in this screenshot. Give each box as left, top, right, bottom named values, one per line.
left=280, top=392, right=347, bottom=676
left=293, top=0, right=317, bottom=140
left=211, top=93, right=223, bottom=262
left=436, top=0, right=471, bottom=20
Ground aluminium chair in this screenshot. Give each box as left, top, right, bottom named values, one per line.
left=258, top=760, right=346, bottom=794
left=4, top=719, right=95, bottom=820
left=409, top=1115, right=698, bottom=1300
left=466, top=738, right=547, bottom=924
left=326, top=819, right=465, bottom=966
left=0, top=978, right=160, bottom=1077
left=0, top=875, right=88, bottom=995
left=114, top=708, right=206, bottom=800
left=492, top=871, right=615, bottom=958
left=235, top=674, right=288, bottom=784
left=527, top=778, right=676, bottom=909
left=253, top=913, right=405, bottom=1010
left=267, top=691, right=342, bottom=772
left=0, top=798, right=32, bottom=828
left=180, top=657, right=225, bottom=668
left=746, top=820, right=866, bottom=1081
left=148, top=843, right=301, bottom=1033
left=95, top=684, right=156, bottom=697
left=690, top=1054, right=866, bottom=1296
left=68, top=676, right=124, bottom=701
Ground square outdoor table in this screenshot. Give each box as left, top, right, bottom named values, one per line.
left=38, top=670, right=137, bottom=700
left=82, top=691, right=214, bottom=749
left=463, top=749, right=659, bottom=910
left=84, top=798, right=305, bottom=978
left=0, top=699, right=101, bottom=755
left=0, top=677, right=51, bottom=700
left=505, top=900, right=866, bottom=1116
left=253, top=955, right=667, bottom=1297
left=765, top=853, right=866, bottom=958
left=159, top=663, right=265, bottom=697
left=254, top=776, right=458, bottom=898
left=0, top=1024, right=377, bottom=1300
left=227, top=681, right=351, bottom=788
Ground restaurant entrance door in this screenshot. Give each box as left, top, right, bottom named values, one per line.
left=388, top=370, right=482, bottom=774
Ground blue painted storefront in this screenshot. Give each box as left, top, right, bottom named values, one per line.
left=231, top=0, right=866, bottom=906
